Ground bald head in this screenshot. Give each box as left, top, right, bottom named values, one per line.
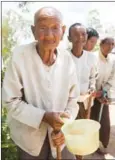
left=31, top=6, right=66, bottom=51
left=34, top=7, right=63, bottom=25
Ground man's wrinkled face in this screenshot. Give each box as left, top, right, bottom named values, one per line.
left=32, top=16, right=65, bottom=50
left=85, top=36, right=98, bottom=51
left=69, top=26, right=87, bottom=47
left=101, top=39, right=115, bottom=55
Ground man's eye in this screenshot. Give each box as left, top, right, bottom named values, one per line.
left=40, top=27, right=45, bottom=30
left=39, top=27, right=46, bottom=30
left=82, top=33, right=86, bottom=36
left=53, top=26, right=59, bottom=30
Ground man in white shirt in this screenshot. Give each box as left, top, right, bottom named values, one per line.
left=68, top=23, right=97, bottom=119
left=83, top=28, right=101, bottom=98
left=91, top=37, right=115, bottom=154
left=2, top=7, right=80, bottom=159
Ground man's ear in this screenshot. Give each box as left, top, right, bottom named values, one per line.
left=31, top=25, right=35, bottom=37
left=61, top=25, right=66, bottom=40
left=68, top=36, right=71, bottom=42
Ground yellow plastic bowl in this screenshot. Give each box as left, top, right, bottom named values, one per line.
left=61, top=119, right=100, bottom=156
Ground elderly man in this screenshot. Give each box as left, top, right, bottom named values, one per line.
left=2, top=7, right=80, bottom=160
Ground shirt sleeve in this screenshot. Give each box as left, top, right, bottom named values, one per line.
left=89, top=55, right=98, bottom=92
left=2, top=57, right=45, bottom=129
left=103, top=61, right=115, bottom=93
left=89, top=65, right=97, bottom=92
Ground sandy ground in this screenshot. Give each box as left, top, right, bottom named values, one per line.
left=84, top=104, right=115, bottom=160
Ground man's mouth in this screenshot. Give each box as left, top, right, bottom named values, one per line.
left=43, top=40, right=55, bottom=44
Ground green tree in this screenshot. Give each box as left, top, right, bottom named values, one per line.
left=87, top=9, right=103, bottom=51
left=2, top=9, right=31, bottom=65
left=2, top=11, right=16, bottom=64
left=2, top=6, right=31, bottom=159
left=2, top=12, right=17, bottom=156
left=105, top=25, right=115, bottom=37
left=87, top=9, right=103, bottom=34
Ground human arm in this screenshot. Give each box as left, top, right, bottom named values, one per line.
left=2, top=55, right=46, bottom=129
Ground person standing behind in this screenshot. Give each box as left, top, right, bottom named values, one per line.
left=91, top=37, right=115, bottom=154
left=84, top=27, right=99, bottom=52
left=68, top=23, right=97, bottom=119
left=83, top=27, right=100, bottom=97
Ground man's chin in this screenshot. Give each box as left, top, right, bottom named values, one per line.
left=42, top=44, right=57, bottom=50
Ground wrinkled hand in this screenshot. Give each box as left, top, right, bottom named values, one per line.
left=51, top=131, right=65, bottom=147
left=43, top=112, right=70, bottom=131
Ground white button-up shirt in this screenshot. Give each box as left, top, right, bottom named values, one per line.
left=71, top=50, right=97, bottom=95
left=2, top=42, right=80, bottom=158
left=94, top=51, right=115, bottom=98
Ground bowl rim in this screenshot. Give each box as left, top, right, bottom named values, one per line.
left=61, top=119, right=101, bottom=136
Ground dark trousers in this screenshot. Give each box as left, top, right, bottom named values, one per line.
left=77, top=102, right=87, bottom=119
left=91, top=99, right=110, bottom=148
left=17, top=134, right=76, bottom=160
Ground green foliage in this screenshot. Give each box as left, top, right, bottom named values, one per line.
left=1, top=106, right=18, bottom=160
left=105, top=25, right=115, bottom=37
left=1, top=4, right=32, bottom=159
left=2, top=2, right=32, bottom=157
left=17, top=1, right=33, bottom=12
left=1, top=11, right=15, bottom=158
left=87, top=9, right=103, bottom=33
left=1, top=68, right=6, bottom=84
left=2, top=147, right=18, bottom=160
left=2, top=9, right=31, bottom=63
left=2, top=11, right=16, bottom=62
left=2, top=107, right=13, bottom=147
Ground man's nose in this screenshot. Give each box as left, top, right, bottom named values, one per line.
left=45, top=29, right=53, bottom=37
left=80, top=35, right=83, bottom=39
left=79, top=35, right=85, bottom=40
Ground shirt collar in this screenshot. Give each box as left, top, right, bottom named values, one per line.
left=99, top=51, right=110, bottom=62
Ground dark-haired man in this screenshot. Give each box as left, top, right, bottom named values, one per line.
left=84, top=27, right=99, bottom=51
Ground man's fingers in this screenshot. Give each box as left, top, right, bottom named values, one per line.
left=55, top=114, right=64, bottom=125
left=51, top=131, right=65, bottom=147
left=53, top=135, right=65, bottom=141
left=91, top=92, right=96, bottom=97
left=54, top=139, right=65, bottom=147
left=52, top=132, right=64, bottom=139
left=53, top=138, right=65, bottom=146
left=53, top=124, right=63, bottom=131
left=59, top=112, right=70, bottom=119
